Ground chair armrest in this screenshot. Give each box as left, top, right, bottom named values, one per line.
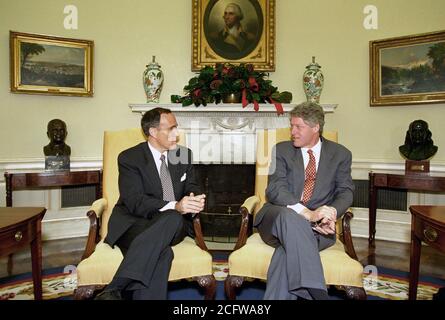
left=233, top=195, right=260, bottom=251
left=192, top=212, right=209, bottom=251
left=338, top=210, right=358, bottom=260
left=81, top=198, right=108, bottom=260
left=90, top=198, right=107, bottom=219
left=241, top=196, right=260, bottom=215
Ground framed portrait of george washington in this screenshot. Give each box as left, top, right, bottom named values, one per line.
left=10, top=31, right=94, bottom=97
left=192, top=0, right=275, bottom=71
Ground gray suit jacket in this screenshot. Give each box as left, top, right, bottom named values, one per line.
left=254, top=137, right=354, bottom=226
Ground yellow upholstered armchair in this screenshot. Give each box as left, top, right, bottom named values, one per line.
left=224, top=128, right=366, bottom=300
left=74, top=128, right=216, bottom=300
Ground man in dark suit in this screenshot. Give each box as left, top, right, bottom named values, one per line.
left=96, top=107, right=205, bottom=300
left=254, top=102, right=354, bottom=300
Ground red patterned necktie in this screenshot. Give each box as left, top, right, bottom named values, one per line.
left=301, top=149, right=316, bottom=205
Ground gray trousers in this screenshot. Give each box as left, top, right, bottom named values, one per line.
left=255, top=205, right=335, bottom=300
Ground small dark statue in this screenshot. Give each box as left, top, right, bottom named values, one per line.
left=44, top=119, right=71, bottom=170
left=399, top=120, right=438, bottom=161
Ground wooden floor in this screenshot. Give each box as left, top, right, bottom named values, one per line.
left=354, top=237, right=445, bottom=279
left=1, top=236, right=444, bottom=280
left=0, top=237, right=87, bottom=279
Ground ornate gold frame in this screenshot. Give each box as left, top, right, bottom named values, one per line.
left=192, top=0, right=275, bottom=71
left=370, top=30, right=445, bottom=106
left=10, top=31, right=94, bottom=97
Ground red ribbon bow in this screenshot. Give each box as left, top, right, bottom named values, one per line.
left=270, top=98, right=284, bottom=115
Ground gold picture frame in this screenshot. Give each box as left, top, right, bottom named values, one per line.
left=10, top=31, right=94, bottom=97
left=370, top=30, right=445, bottom=106
left=192, top=0, right=275, bottom=71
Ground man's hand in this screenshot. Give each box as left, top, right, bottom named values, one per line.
left=317, top=205, right=337, bottom=222
left=302, top=205, right=336, bottom=223
left=301, top=205, right=337, bottom=235
left=175, top=193, right=206, bottom=215
left=312, top=218, right=336, bottom=235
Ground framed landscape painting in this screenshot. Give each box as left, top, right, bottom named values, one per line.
left=370, top=30, right=445, bottom=106
left=10, top=31, right=94, bottom=97
left=192, top=0, right=275, bottom=71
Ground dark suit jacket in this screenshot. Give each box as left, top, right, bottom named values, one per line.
left=105, top=142, right=200, bottom=247
left=255, top=137, right=354, bottom=226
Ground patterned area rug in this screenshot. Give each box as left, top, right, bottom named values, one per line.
left=0, top=261, right=442, bottom=300
left=213, top=259, right=229, bottom=281
left=362, top=267, right=444, bottom=300
left=0, top=268, right=76, bottom=300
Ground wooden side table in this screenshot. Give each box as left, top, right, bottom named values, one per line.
left=368, top=172, right=445, bottom=247
left=4, top=170, right=102, bottom=207
left=0, top=207, right=46, bottom=300
left=408, top=205, right=445, bottom=300
left=3, top=170, right=102, bottom=276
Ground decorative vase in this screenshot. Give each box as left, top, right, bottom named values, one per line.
left=302, top=56, right=324, bottom=103
left=143, top=56, right=164, bottom=103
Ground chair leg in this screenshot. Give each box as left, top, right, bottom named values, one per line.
left=224, top=275, right=245, bottom=300
left=343, top=286, right=367, bottom=300
left=194, top=275, right=217, bottom=300
left=74, top=285, right=98, bottom=300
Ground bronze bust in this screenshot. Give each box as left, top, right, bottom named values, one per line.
left=44, top=119, right=71, bottom=157
left=399, top=120, right=438, bottom=161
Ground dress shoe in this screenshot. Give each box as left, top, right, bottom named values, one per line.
left=94, top=289, right=123, bottom=300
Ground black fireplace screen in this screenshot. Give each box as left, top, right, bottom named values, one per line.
left=194, top=164, right=255, bottom=240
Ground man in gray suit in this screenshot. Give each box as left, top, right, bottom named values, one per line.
left=254, top=102, right=354, bottom=300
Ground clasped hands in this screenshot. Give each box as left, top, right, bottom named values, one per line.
left=175, top=192, right=206, bottom=215
left=302, top=205, right=337, bottom=235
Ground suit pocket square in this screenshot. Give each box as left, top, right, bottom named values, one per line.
left=180, top=173, right=187, bottom=182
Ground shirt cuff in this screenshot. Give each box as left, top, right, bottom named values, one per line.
left=287, top=202, right=307, bottom=215
left=160, top=201, right=177, bottom=212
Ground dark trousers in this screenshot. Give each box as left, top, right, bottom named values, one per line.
left=109, top=210, right=193, bottom=300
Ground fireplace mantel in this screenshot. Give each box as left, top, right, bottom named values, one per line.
left=130, top=103, right=336, bottom=131
left=129, top=103, right=337, bottom=163
left=130, top=103, right=336, bottom=115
